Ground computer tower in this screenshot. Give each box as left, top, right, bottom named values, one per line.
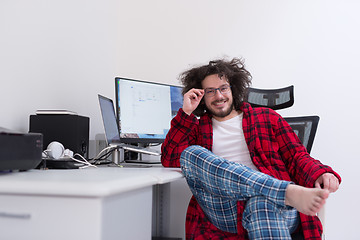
left=29, top=114, right=90, bottom=158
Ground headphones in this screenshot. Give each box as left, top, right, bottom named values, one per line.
left=45, top=141, right=74, bottom=160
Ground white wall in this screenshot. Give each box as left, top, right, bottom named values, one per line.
left=1, top=0, right=358, bottom=239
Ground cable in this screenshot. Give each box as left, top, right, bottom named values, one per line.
left=90, top=145, right=118, bottom=165
left=148, top=143, right=162, bottom=147
left=42, top=149, right=98, bottom=169
left=66, top=153, right=97, bottom=169
left=43, top=145, right=123, bottom=168
left=95, top=145, right=116, bottom=159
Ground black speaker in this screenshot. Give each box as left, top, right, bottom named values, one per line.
left=29, top=114, right=90, bottom=158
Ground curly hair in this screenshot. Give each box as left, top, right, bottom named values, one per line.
left=179, top=57, right=252, bottom=116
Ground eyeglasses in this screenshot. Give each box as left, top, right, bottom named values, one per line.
left=204, top=85, right=231, bottom=97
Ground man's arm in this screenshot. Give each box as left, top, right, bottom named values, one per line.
left=161, top=88, right=205, bottom=167
left=161, top=108, right=198, bottom=167
left=275, top=113, right=341, bottom=188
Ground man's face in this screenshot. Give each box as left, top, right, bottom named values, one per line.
left=202, top=74, right=237, bottom=121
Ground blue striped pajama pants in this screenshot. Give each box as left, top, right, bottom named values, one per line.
left=180, top=145, right=299, bottom=239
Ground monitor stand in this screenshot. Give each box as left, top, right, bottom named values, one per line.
left=108, top=143, right=160, bottom=163
left=111, top=147, right=124, bottom=165
left=109, top=147, right=158, bottom=168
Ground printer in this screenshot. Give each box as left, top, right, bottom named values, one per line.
left=0, top=127, right=43, bottom=171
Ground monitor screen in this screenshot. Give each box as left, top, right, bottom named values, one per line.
left=115, top=77, right=183, bottom=144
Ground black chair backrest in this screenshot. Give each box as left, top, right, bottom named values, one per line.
left=284, top=116, right=320, bottom=154
left=245, top=85, right=294, bottom=110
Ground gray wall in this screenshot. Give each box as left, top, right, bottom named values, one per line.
left=1, top=1, right=358, bottom=239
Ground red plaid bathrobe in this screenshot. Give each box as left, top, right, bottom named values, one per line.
left=161, top=102, right=341, bottom=240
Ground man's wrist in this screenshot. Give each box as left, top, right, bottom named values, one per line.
left=183, top=110, right=192, bottom=116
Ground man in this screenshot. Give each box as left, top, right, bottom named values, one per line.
left=161, top=58, right=341, bottom=240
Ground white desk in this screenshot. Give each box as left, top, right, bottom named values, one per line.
left=0, top=166, right=188, bottom=240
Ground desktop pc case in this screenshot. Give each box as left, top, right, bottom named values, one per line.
left=29, top=114, right=90, bottom=158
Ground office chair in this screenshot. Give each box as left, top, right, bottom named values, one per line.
left=244, top=86, right=319, bottom=153
left=284, top=116, right=320, bottom=154
left=244, top=86, right=321, bottom=239
left=285, top=115, right=321, bottom=240
left=244, top=85, right=294, bottom=110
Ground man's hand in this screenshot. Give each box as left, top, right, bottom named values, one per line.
left=183, top=88, right=204, bottom=116
left=315, top=173, right=340, bottom=193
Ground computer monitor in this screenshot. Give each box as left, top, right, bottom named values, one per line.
left=115, top=77, right=183, bottom=144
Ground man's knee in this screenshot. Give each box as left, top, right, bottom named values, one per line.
left=180, top=145, right=202, bottom=177
left=180, top=145, right=206, bottom=168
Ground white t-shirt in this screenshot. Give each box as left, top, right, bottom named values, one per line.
left=212, top=113, right=258, bottom=171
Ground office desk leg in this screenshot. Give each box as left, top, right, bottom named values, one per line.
left=152, top=179, right=192, bottom=240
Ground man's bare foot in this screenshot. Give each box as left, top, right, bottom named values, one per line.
left=285, top=184, right=329, bottom=216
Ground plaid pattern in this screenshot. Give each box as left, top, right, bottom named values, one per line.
left=161, top=102, right=341, bottom=240
left=242, top=196, right=299, bottom=239
left=180, top=145, right=290, bottom=233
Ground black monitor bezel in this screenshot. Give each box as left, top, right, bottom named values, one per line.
left=114, top=76, right=182, bottom=144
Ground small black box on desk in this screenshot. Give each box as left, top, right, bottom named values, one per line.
left=0, top=128, right=43, bottom=171
left=29, top=113, right=89, bottom=158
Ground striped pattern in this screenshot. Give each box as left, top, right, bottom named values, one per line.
left=180, top=145, right=290, bottom=233
left=242, top=196, right=299, bottom=239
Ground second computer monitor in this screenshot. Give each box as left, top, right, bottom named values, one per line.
left=115, top=77, right=183, bottom=144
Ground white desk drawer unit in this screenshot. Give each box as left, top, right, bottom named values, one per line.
left=0, top=188, right=152, bottom=240
left=0, top=167, right=187, bottom=240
